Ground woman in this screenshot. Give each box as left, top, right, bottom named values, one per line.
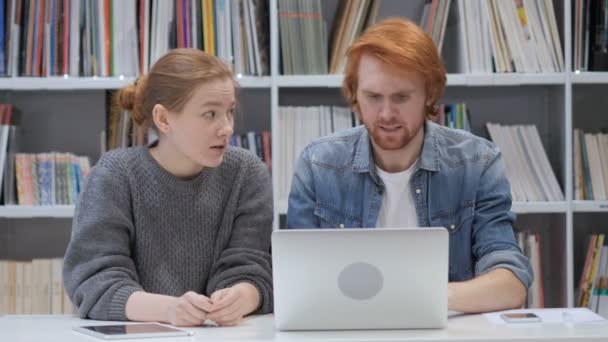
left=63, top=48, right=273, bottom=327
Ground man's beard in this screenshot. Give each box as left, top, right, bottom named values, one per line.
left=364, top=119, right=423, bottom=151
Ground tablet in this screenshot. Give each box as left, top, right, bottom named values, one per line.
left=73, top=323, right=192, bottom=340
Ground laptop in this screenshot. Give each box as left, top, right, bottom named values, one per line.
left=272, top=228, right=449, bottom=331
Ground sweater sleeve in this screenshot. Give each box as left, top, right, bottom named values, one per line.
left=206, top=157, right=274, bottom=314
left=62, top=160, right=143, bottom=321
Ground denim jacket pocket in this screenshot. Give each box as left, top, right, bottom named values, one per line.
left=430, top=201, right=474, bottom=234
left=314, top=202, right=363, bottom=228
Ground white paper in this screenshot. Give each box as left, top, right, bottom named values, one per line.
left=483, top=308, right=606, bottom=325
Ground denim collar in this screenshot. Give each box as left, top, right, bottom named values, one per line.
left=352, top=120, right=440, bottom=179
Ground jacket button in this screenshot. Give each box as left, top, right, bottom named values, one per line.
left=415, top=189, right=421, bottom=194
left=339, top=224, right=345, bottom=229
left=450, top=224, right=456, bottom=230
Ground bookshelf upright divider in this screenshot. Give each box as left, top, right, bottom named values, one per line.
left=270, top=0, right=281, bottom=231
left=564, top=0, right=574, bottom=308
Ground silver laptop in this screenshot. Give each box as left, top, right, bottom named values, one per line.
left=272, top=228, right=449, bottom=331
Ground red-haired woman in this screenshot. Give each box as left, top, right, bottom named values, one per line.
left=63, top=48, right=272, bottom=327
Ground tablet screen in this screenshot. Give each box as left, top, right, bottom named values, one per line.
left=80, top=323, right=185, bottom=335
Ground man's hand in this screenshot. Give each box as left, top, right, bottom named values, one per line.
left=167, top=291, right=213, bottom=327
left=207, top=282, right=261, bottom=326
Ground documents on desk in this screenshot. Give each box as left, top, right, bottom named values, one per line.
left=483, top=308, right=606, bottom=325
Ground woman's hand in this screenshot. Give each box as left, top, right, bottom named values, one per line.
left=206, top=282, right=261, bottom=326
left=167, top=291, right=214, bottom=327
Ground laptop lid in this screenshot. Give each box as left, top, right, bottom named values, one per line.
left=272, top=228, right=449, bottom=331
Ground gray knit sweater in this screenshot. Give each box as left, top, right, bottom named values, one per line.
left=62, top=145, right=274, bottom=321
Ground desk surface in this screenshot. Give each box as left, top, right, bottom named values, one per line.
left=1, top=313, right=608, bottom=342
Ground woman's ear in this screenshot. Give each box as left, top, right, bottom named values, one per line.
left=152, top=104, right=170, bottom=134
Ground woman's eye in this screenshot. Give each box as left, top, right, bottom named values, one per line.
left=203, top=111, right=216, bottom=118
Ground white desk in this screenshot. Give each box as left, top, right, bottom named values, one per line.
left=1, top=313, right=608, bottom=342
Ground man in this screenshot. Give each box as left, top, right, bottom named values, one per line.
left=286, top=18, right=532, bottom=313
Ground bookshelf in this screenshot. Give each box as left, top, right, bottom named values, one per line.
left=269, top=0, right=569, bottom=311
left=1, top=0, right=607, bottom=314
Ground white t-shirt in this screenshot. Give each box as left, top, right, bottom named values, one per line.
left=375, top=163, right=419, bottom=228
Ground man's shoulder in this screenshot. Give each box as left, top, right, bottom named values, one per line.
left=301, top=126, right=365, bottom=169
left=430, top=123, right=499, bottom=167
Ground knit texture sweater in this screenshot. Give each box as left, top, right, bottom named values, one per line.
left=63, top=145, right=273, bottom=320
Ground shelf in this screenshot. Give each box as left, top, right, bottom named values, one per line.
left=275, top=201, right=566, bottom=216
left=275, top=73, right=566, bottom=88
left=511, top=201, right=567, bottom=214
left=573, top=201, right=608, bottom=212
left=0, top=76, right=136, bottom=90
left=0, top=205, right=75, bottom=218
left=452, top=73, right=566, bottom=86
left=0, top=76, right=271, bottom=90
left=0, top=201, right=567, bottom=218
left=235, top=76, right=271, bottom=88
left=0, top=73, right=569, bottom=90
left=571, top=72, right=608, bottom=84
left=276, top=75, right=344, bottom=87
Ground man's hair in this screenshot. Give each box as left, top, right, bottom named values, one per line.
left=342, top=18, right=447, bottom=118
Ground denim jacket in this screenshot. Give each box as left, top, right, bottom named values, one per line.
left=286, top=120, right=533, bottom=287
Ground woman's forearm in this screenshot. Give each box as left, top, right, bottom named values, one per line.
left=125, top=291, right=176, bottom=323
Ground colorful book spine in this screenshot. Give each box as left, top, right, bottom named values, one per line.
left=37, top=153, right=54, bottom=205
left=15, top=153, right=36, bottom=205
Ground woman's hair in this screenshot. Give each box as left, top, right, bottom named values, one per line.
left=115, top=48, right=235, bottom=128
left=342, top=18, right=447, bottom=118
